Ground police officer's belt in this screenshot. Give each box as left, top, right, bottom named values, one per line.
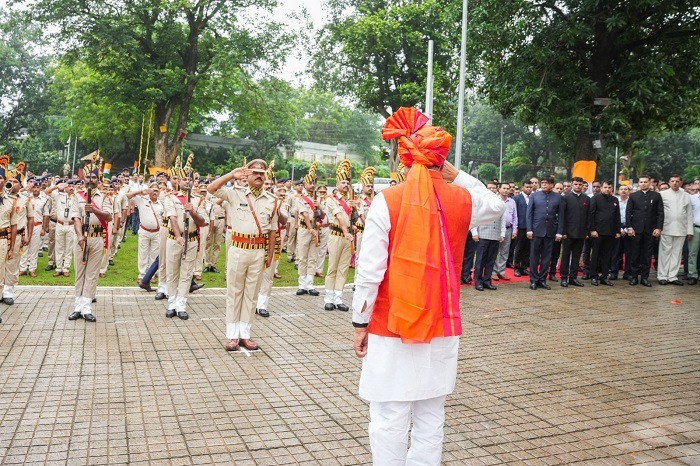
left=16, top=228, right=24, bottom=236
left=168, top=228, right=199, bottom=241
left=162, top=218, right=169, bottom=228
left=330, top=225, right=345, bottom=237
left=140, top=225, right=159, bottom=233
left=57, top=219, right=74, bottom=226
left=85, top=226, right=104, bottom=237
left=0, top=229, right=9, bottom=239
left=231, top=232, right=267, bottom=250
left=355, top=225, right=364, bottom=232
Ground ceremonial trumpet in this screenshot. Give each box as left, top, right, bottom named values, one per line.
left=4, top=181, right=13, bottom=194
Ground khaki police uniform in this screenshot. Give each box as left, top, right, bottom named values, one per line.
left=2, top=191, right=30, bottom=302
left=285, top=192, right=300, bottom=260
left=51, top=189, right=77, bottom=274
left=355, top=194, right=372, bottom=263
left=214, top=185, right=277, bottom=341
left=163, top=191, right=208, bottom=314
left=256, top=197, right=283, bottom=313
left=99, top=192, right=116, bottom=275
left=70, top=189, right=113, bottom=317
left=156, top=189, right=171, bottom=295
left=193, top=193, right=213, bottom=277
left=295, top=193, right=318, bottom=291
left=20, top=193, right=48, bottom=274
left=0, top=194, right=19, bottom=294
left=316, top=195, right=330, bottom=275
left=132, top=194, right=163, bottom=279
left=324, top=194, right=362, bottom=307
left=205, top=199, right=226, bottom=269
left=46, top=194, right=57, bottom=268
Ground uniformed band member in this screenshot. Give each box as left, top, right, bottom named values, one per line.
left=0, top=156, right=19, bottom=322
left=155, top=174, right=178, bottom=300
left=163, top=154, right=207, bottom=320
left=192, top=182, right=213, bottom=280
left=354, top=166, right=375, bottom=264
left=315, top=186, right=330, bottom=277
left=285, top=180, right=303, bottom=262
left=295, top=162, right=320, bottom=296
left=19, top=180, right=48, bottom=276
left=208, top=159, right=278, bottom=352
left=69, top=154, right=113, bottom=322
left=204, top=193, right=226, bottom=273
left=324, top=159, right=361, bottom=311
left=127, top=183, right=164, bottom=281
left=2, top=160, right=30, bottom=305
left=256, top=165, right=287, bottom=318
left=45, top=181, right=77, bottom=277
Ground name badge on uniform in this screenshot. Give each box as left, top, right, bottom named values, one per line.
left=240, top=203, right=248, bottom=207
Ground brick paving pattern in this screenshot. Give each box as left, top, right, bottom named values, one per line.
left=0, top=281, right=698, bottom=465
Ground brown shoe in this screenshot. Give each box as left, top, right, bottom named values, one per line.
left=99, top=273, right=106, bottom=278
left=194, top=275, right=202, bottom=280
left=29, top=271, right=37, bottom=278
left=239, top=338, right=260, bottom=351
left=314, top=272, right=325, bottom=278
left=53, top=271, right=61, bottom=277
left=273, top=273, right=282, bottom=279
left=63, top=272, right=70, bottom=277
left=491, top=274, right=500, bottom=282
left=497, top=273, right=511, bottom=281
left=19, top=270, right=27, bottom=276
left=225, top=339, right=239, bottom=351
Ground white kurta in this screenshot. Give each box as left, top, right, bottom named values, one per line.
left=353, top=170, right=505, bottom=402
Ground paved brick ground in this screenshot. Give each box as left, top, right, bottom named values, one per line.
left=0, top=280, right=698, bottom=465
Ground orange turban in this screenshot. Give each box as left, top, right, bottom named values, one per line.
left=381, top=108, right=458, bottom=344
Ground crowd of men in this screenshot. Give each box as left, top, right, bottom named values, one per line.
left=461, top=174, right=700, bottom=291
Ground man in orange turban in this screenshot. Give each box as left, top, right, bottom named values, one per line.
left=352, top=107, right=505, bottom=464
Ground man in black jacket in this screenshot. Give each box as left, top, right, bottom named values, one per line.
left=626, top=175, right=664, bottom=286
left=526, top=177, right=564, bottom=290
left=512, top=181, right=533, bottom=276
left=559, top=177, right=589, bottom=287
left=589, top=181, right=621, bottom=286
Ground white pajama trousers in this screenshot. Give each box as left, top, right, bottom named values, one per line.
left=657, top=234, right=685, bottom=281
left=369, top=395, right=446, bottom=466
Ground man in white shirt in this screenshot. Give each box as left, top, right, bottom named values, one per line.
left=685, top=181, right=700, bottom=285
left=657, top=175, right=693, bottom=285
left=127, top=184, right=164, bottom=281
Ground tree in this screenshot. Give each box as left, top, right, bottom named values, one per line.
left=30, top=0, right=290, bottom=168
left=469, top=0, right=700, bottom=161
left=477, top=163, right=498, bottom=183
left=0, top=11, right=52, bottom=142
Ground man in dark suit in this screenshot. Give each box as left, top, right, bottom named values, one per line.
left=526, top=176, right=564, bottom=290
left=626, top=175, right=664, bottom=286
left=589, top=181, right=621, bottom=286
left=559, top=177, right=589, bottom=287
left=512, top=181, right=533, bottom=276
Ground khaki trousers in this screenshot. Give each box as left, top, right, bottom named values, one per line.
left=286, top=222, right=298, bottom=258
left=296, top=228, right=317, bottom=288
left=256, top=258, right=278, bottom=311
left=137, top=228, right=160, bottom=278
left=48, top=220, right=57, bottom=266
left=4, top=234, right=22, bottom=289
left=194, top=225, right=208, bottom=276
left=226, top=246, right=266, bottom=332
left=166, top=237, right=198, bottom=312
left=109, top=224, right=125, bottom=260
left=355, top=231, right=364, bottom=265
left=316, top=227, right=329, bottom=274
left=156, top=226, right=169, bottom=293
left=20, top=227, right=42, bottom=272
left=55, top=223, right=76, bottom=273
left=99, top=222, right=113, bottom=274
left=74, top=237, right=103, bottom=300
left=0, top=239, right=8, bottom=286
left=205, top=218, right=224, bottom=267
left=325, top=234, right=351, bottom=304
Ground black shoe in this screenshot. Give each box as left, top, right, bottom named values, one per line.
left=548, top=273, right=556, bottom=281
left=44, top=264, right=55, bottom=271
left=2, top=297, right=14, bottom=305
left=641, top=278, right=652, bottom=287
left=155, top=292, right=167, bottom=300
left=336, top=304, right=349, bottom=312
left=256, top=308, right=270, bottom=317
left=68, top=311, right=83, bottom=321
left=166, top=309, right=177, bottom=318
left=506, top=262, right=514, bottom=269
left=688, top=278, right=698, bottom=285
left=108, top=259, right=115, bottom=266
left=582, top=273, right=590, bottom=280
left=189, top=282, right=204, bottom=293
left=600, top=279, right=613, bottom=286
left=608, top=274, right=618, bottom=280
left=670, top=280, right=684, bottom=286
left=294, top=264, right=298, bottom=270
left=560, top=279, right=569, bottom=287
left=177, top=311, right=189, bottom=320
left=92, top=298, right=97, bottom=303
left=287, top=257, right=295, bottom=263
left=296, top=289, right=308, bottom=295
left=463, top=277, right=472, bottom=284
left=591, top=278, right=599, bottom=286
left=537, top=281, right=551, bottom=290
left=138, top=282, right=154, bottom=292
left=514, top=269, right=522, bottom=277
left=529, top=282, right=537, bottom=290
left=484, top=283, right=497, bottom=290
left=324, top=303, right=336, bottom=311
left=629, top=278, right=639, bottom=286
left=210, top=266, right=220, bottom=273
left=623, top=274, right=632, bottom=280
left=570, top=279, right=585, bottom=287
left=308, top=289, right=320, bottom=296
left=83, top=314, right=96, bottom=322
left=475, top=284, right=484, bottom=291
left=658, top=279, right=669, bottom=285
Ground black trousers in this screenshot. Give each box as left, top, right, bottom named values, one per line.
left=631, top=232, right=655, bottom=279
left=461, top=231, right=477, bottom=282
left=610, top=235, right=633, bottom=277
left=560, top=237, right=585, bottom=280
left=581, top=237, right=592, bottom=274
left=549, top=241, right=561, bottom=276
left=473, top=238, right=499, bottom=285
left=513, top=228, right=530, bottom=271
left=530, top=236, right=554, bottom=283
left=591, top=235, right=615, bottom=278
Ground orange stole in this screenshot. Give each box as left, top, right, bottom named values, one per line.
left=368, top=171, right=472, bottom=339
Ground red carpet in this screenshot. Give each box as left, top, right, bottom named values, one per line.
left=461, top=269, right=531, bottom=287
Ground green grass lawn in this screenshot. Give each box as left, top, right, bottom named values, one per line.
left=29, top=232, right=355, bottom=288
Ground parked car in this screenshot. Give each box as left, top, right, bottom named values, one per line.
left=352, top=177, right=393, bottom=194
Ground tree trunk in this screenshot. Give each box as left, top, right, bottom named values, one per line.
left=574, top=125, right=596, bottom=161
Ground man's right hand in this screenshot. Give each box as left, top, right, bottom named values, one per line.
left=353, top=328, right=369, bottom=358
left=526, top=232, right=533, bottom=239
left=627, top=228, right=635, bottom=237
left=440, top=161, right=459, bottom=183
left=473, top=235, right=479, bottom=242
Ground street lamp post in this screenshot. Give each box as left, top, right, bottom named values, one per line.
left=499, top=125, right=504, bottom=182
left=454, top=0, right=469, bottom=170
